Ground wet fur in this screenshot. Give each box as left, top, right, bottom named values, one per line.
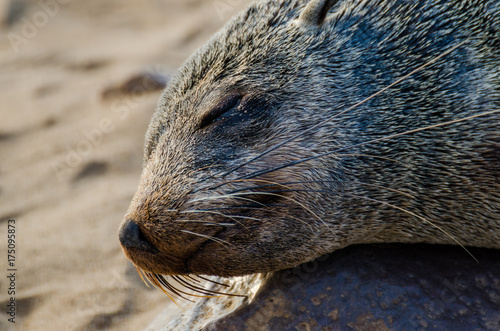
left=120, top=0, right=500, bottom=279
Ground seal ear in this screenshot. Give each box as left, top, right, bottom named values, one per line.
left=298, top=0, right=340, bottom=27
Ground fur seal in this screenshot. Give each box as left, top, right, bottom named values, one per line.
left=118, top=0, right=500, bottom=289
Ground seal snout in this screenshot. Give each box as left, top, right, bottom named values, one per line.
left=119, top=219, right=159, bottom=253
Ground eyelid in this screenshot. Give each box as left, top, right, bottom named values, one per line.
left=199, top=94, right=241, bottom=129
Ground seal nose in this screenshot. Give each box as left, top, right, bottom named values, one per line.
left=119, top=219, right=159, bottom=252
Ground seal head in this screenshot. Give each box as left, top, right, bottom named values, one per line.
left=119, top=0, right=500, bottom=278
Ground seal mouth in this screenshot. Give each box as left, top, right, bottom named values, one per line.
left=119, top=219, right=189, bottom=274
left=118, top=218, right=231, bottom=275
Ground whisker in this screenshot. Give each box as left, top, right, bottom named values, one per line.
left=332, top=108, right=500, bottom=158
left=176, top=219, right=235, bottom=227
left=345, top=193, right=478, bottom=263
left=216, top=192, right=329, bottom=234
left=189, top=191, right=325, bottom=232
left=153, top=274, right=197, bottom=302
left=184, top=275, right=202, bottom=284
left=142, top=272, right=181, bottom=307
left=231, top=108, right=500, bottom=182
left=335, top=153, right=403, bottom=165
left=207, top=187, right=476, bottom=261
left=206, top=154, right=402, bottom=193
left=134, top=268, right=246, bottom=302
left=286, top=214, right=316, bottom=231
left=228, top=180, right=416, bottom=199
left=181, top=230, right=232, bottom=246
left=173, top=276, right=246, bottom=297
left=220, top=215, right=263, bottom=221
left=154, top=274, right=238, bottom=302
left=264, top=188, right=477, bottom=262
left=202, top=204, right=289, bottom=211
left=195, top=275, right=230, bottom=287
left=193, top=163, right=222, bottom=174
left=194, top=204, right=301, bottom=230
left=135, top=266, right=152, bottom=288
left=208, top=154, right=401, bottom=192
left=170, top=276, right=222, bottom=297
left=212, top=40, right=469, bottom=180
left=189, top=194, right=269, bottom=208
left=180, top=210, right=244, bottom=223
left=192, top=178, right=292, bottom=195
left=180, top=209, right=262, bottom=226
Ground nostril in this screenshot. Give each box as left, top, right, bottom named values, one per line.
left=118, top=219, right=159, bottom=252
left=136, top=224, right=149, bottom=243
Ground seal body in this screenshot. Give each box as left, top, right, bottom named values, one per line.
left=119, top=0, right=500, bottom=278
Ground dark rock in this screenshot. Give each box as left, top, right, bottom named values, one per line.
left=0, top=0, right=24, bottom=26
left=202, top=244, right=500, bottom=331
left=72, top=161, right=108, bottom=182
left=101, top=71, right=169, bottom=100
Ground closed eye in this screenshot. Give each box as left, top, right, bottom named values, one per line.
left=199, top=94, right=241, bottom=129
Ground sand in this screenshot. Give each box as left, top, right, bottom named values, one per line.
left=0, top=0, right=251, bottom=330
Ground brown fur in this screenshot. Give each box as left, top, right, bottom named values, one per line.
left=119, top=0, right=500, bottom=279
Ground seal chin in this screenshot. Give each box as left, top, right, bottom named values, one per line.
left=185, top=249, right=231, bottom=277
left=118, top=219, right=189, bottom=275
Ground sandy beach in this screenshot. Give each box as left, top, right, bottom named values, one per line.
left=0, top=0, right=251, bottom=329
